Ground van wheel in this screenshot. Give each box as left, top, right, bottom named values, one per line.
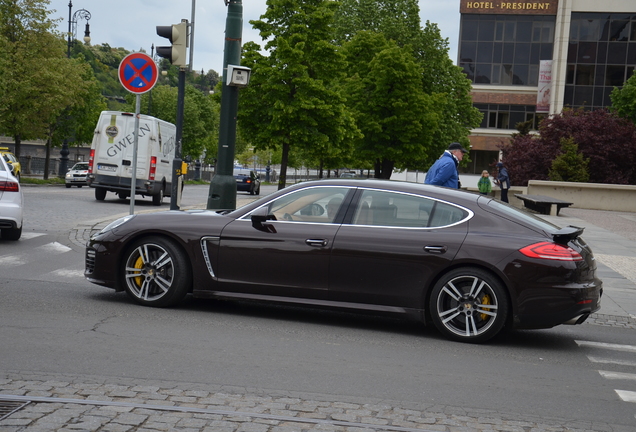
left=95, top=188, right=107, bottom=201
left=118, top=192, right=128, bottom=200
left=152, top=188, right=163, bottom=206
left=65, top=184, right=72, bottom=189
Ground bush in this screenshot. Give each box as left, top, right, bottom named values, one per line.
left=501, top=109, right=636, bottom=186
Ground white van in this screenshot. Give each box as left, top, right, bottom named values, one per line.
left=87, top=111, right=176, bottom=205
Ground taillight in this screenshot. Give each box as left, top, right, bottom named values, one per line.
left=519, top=242, right=583, bottom=261
left=88, top=149, right=95, bottom=174
left=149, top=156, right=157, bottom=180
left=0, top=181, right=19, bottom=192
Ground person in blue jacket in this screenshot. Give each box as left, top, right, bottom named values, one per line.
left=424, top=142, right=468, bottom=189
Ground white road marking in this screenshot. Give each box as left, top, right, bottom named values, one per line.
left=588, top=356, right=636, bottom=367
left=49, top=269, right=84, bottom=278
left=599, top=371, right=636, bottom=381
left=576, top=340, right=636, bottom=353
left=20, top=232, right=46, bottom=239
left=615, top=390, right=636, bottom=403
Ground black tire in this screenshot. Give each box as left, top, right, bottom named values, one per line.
left=429, top=267, right=508, bottom=343
left=122, top=236, right=191, bottom=307
left=1, top=225, right=22, bottom=241
left=152, top=188, right=163, bottom=206
left=117, top=192, right=128, bottom=200
left=95, top=187, right=107, bottom=201
left=78, top=185, right=83, bottom=188
left=65, top=184, right=72, bottom=189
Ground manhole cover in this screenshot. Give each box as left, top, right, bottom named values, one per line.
left=0, top=399, right=31, bottom=421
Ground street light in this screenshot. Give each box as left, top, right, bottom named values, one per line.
left=61, top=1, right=91, bottom=176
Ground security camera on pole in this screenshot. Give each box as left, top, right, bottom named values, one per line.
left=156, top=19, right=188, bottom=210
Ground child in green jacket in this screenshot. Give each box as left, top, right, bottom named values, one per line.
left=478, top=170, right=492, bottom=195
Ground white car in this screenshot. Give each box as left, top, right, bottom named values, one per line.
left=0, top=156, right=23, bottom=240
left=65, top=162, right=90, bottom=188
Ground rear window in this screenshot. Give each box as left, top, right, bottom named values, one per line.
left=485, top=198, right=559, bottom=232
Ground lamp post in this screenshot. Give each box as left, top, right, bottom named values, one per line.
left=61, top=1, right=91, bottom=177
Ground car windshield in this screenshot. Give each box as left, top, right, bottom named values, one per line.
left=73, top=163, right=89, bottom=170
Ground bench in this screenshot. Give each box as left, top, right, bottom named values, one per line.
left=514, top=194, right=573, bottom=216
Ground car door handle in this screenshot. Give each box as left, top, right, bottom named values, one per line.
left=424, top=245, right=447, bottom=254
left=306, top=239, right=328, bottom=247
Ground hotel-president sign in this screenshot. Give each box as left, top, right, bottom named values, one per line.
left=460, top=0, right=558, bottom=15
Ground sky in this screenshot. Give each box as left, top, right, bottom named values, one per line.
left=48, top=0, right=461, bottom=74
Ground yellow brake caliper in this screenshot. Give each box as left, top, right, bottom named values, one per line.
left=134, top=256, right=144, bottom=287
left=480, top=294, right=491, bottom=321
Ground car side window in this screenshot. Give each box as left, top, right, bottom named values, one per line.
left=267, top=187, right=350, bottom=223
left=352, top=190, right=468, bottom=228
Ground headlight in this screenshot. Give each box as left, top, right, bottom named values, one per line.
left=98, top=215, right=135, bottom=234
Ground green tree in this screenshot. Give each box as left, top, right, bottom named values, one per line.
left=333, top=0, right=481, bottom=173
left=0, top=0, right=91, bottom=158
left=342, top=32, right=440, bottom=178
left=548, top=137, right=590, bottom=182
left=610, top=71, right=636, bottom=125
left=239, top=0, right=360, bottom=189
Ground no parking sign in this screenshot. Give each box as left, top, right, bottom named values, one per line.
left=118, top=52, right=158, bottom=94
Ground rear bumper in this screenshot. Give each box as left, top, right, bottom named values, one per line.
left=88, top=174, right=167, bottom=196
left=514, top=282, right=603, bottom=329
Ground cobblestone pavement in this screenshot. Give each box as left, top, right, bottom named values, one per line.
left=1, top=373, right=632, bottom=432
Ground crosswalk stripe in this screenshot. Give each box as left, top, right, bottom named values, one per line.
left=588, top=356, right=636, bottom=367
left=0, top=241, right=73, bottom=268
left=49, top=269, right=84, bottom=278
left=575, top=340, right=636, bottom=353
left=599, top=371, right=636, bottom=381
left=20, top=232, right=46, bottom=239
left=615, top=390, right=636, bottom=403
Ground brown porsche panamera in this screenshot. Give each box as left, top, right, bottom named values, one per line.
left=85, top=179, right=602, bottom=343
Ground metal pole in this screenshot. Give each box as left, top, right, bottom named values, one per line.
left=130, top=95, right=141, bottom=215
left=170, top=67, right=186, bottom=210
left=189, top=0, right=196, bottom=72
left=207, top=0, right=242, bottom=210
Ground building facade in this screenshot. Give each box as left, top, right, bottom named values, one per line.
left=459, top=0, right=636, bottom=173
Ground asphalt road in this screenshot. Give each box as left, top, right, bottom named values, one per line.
left=1, top=185, right=635, bottom=430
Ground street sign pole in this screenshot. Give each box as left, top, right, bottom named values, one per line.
left=130, top=94, right=141, bottom=215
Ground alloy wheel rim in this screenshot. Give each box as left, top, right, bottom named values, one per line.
left=436, top=275, right=499, bottom=338
left=125, top=243, right=174, bottom=301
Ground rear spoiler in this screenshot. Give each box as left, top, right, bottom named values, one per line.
left=552, top=225, right=585, bottom=244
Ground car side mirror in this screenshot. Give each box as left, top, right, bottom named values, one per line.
left=251, top=207, right=277, bottom=233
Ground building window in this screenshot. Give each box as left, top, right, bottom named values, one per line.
left=475, top=104, right=544, bottom=131
left=459, top=14, right=554, bottom=86
left=566, top=13, right=636, bottom=110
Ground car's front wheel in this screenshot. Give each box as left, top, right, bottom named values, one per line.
left=429, top=268, right=508, bottom=343
left=122, top=236, right=191, bottom=307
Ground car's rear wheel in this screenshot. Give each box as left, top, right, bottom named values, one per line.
left=152, top=188, right=163, bottom=206
left=122, top=236, right=190, bottom=307
left=429, top=268, right=508, bottom=343
left=95, top=188, right=107, bottom=201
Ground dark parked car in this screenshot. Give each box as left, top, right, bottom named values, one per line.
left=234, top=170, right=260, bottom=195
left=85, top=179, right=602, bottom=343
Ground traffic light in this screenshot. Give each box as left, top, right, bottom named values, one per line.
left=156, top=20, right=188, bottom=67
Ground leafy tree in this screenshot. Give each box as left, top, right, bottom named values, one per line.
left=240, top=0, right=360, bottom=189
left=548, top=137, right=589, bottom=182
left=332, top=0, right=481, bottom=173
left=341, top=32, right=440, bottom=178
left=502, top=109, right=636, bottom=185
left=610, top=70, right=636, bottom=125
left=0, top=0, right=90, bottom=158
